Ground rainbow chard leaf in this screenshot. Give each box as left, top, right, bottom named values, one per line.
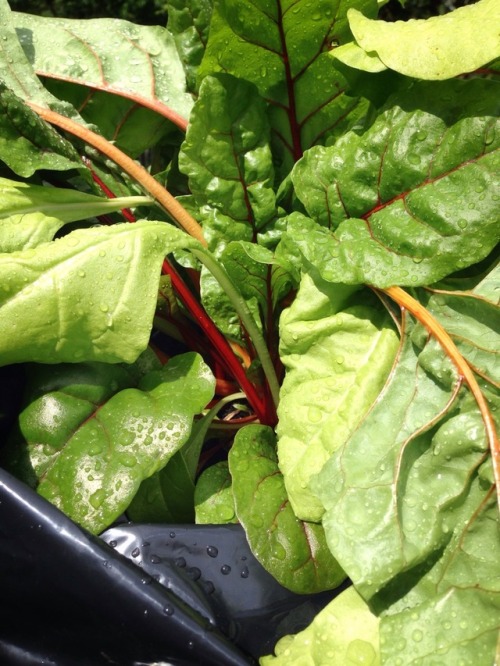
left=199, top=0, right=375, bottom=175
left=312, top=312, right=494, bottom=600
left=228, top=424, right=345, bottom=594
left=4, top=353, right=214, bottom=534
left=0, top=221, right=200, bottom=366
left=341, top=0, right=500, bottom=80
left=13, top=11, right=194, bottom=154
left=281, top=78, right=500, bottom=287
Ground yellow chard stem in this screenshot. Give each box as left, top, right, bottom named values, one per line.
left=27, top=102, right=207, bottom=246
left=384, top=286, right=500, bottom=508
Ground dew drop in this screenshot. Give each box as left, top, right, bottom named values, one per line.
left=131, top=547, right=140, bottom=558
left=206, top=545, right=218, bottom=558
left=240, top=566, right=249, bottom=579
left=164, top=605, right=175, bottom=616
left=220, top=564, right=231, bottom=575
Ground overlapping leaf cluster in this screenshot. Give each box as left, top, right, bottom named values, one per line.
left=0, top=0, right=498, bottom=664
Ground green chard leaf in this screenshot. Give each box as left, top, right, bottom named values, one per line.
left=195, top=460, right=238, bottom=524
left=179, top=72, right=279, bottom=338
left=179, top=73, right=277, bottom=247
left=0, top=177, right=151, bottom=252
left=343, top=0, right=500, bottom=80
left=282, top=78, right=500, bottom=287
left=378, top=487, right=500, bottom=664
left=0, top=221, right=200, bottom=366
left=13, top=11, right=194, bottom=155
left=199, top=0, right=375, bottom=175
left=313, top=313, right=492, bottom=601
left=4, top=353, right=214, bottom=534
left=0, top=83, right=82, bottom=177
left=229, top=424, right=345, bottom=594
left=277, top=271, right=399, bottom=522
left=167, top=0, right=213, bottom=94
left=261, top=586, right=380, bottom=665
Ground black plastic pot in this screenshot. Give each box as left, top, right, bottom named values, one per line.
left=0, top=467, right=339, bottom=665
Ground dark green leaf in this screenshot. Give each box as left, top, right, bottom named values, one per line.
left=167, top=0, right=213, bottom=93
left=229, top=424, right=345, bottom=593
left=199, top=0, right=375, bottom=175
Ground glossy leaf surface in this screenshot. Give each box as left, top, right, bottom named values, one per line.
left=199, top=0, right=375, bottom=174
left=0, top=221, right=200, bottom=366
left=167, top=0, right=213, bottom=93
left=229, top=424, right=345, bottom=593
left=277, top=272, right=399, bottom=522
left=11, top=353, right=214, bottom=533
left=194, top=461, right=238, bottom=524
left=283, top=79, right=500, bottom=287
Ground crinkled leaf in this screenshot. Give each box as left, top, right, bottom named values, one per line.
left=261, top=586, right=380, bottom=665
left=199, top=0, right=375, bottom=175
left=423, top=273, right=500, bottom=385
left=0, top=83, right=82, bottom=177
left=0, top=177, right=151, bottom=252
left=8, top=352, right=213, bottom=533
left=229, top=424, right=345, bottom=594
left=195, top=461, right=238, bottom=524
left=0, top=221, right=201, bottom=366
left=313, top=314, right=491, bottom=600
left=346, top=0, right=500, bottom=80
left=277, top=272, right=399, bottom=522
left=377, top=481, right=500, bottom=664
left=13, top=11, right=193, bottom=155
left=167, top=0, right=213, bottom=93
left=179, top=73, right=277, bottom=248
left=381, top=586, right=500, bottom=666
left=284, top=79, right=500, bottom=287
left=332, top=40, right=387, bottom=73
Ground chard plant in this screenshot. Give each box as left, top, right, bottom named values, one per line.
left=0, top=0, right=498, bottom=662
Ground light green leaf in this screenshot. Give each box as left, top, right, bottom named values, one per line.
left=277, top=272, right=399, bottom=522
left=332, top=41, right=387, bottom=73
left=0, top=177, right=151, bottom=252
left=195, top=461, right=238, bottom=524
left=229, top=424, right=345, bottom=594
left=380, top=587, right=500, bottom=665
left=10, top=353, right=213, bottom=534
left=313, top=314, right=491, bottom=600
left=284, top=79, right=500, bottom=287
left=260, top=586, right=380, bottom=666
left=347, top=0, right=500, bottom=80
left=0, top=221, right=200, bottom=366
